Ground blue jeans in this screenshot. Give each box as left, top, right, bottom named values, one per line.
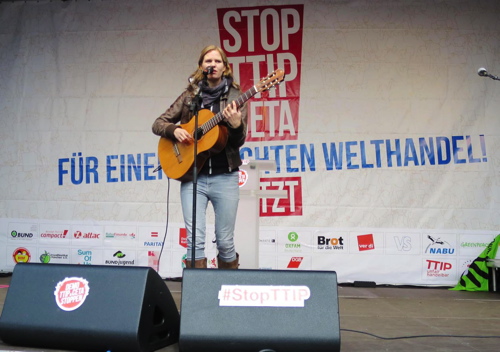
left=181, top=172, right=239, bottom=262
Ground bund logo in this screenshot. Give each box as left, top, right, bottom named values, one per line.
left=10, top=230, right=34, bottom=239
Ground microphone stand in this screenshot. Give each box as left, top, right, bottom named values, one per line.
left=483, top=73, right=500, bottom=81
left=188, top=71, right=208, bottom=268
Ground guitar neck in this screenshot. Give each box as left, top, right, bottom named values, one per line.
left=201, top=85, right=258, bottom=132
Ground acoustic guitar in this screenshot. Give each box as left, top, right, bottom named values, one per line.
left=157, top=69, right=285, bottom=182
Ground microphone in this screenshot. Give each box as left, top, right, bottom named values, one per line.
left=203, top=66, right=215, bottom=75
left=477, top=67, right=500, bottom=80
left=477, top=67, right=488, bottom=77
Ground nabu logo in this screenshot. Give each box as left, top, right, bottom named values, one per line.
left=425, top=235, right=455, bottom=255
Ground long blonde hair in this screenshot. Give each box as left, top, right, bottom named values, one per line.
left=187, top=45, right=240, bottom=91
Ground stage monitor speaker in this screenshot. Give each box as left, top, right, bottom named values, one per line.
left=0, top=263, right=180, bottom=352
left=179, top=269, right=340, bottom=352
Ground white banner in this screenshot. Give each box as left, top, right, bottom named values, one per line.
left=1, top=0, right=499, bottom=285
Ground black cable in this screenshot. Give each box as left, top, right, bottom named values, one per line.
left=341, top=328, right=500, bottom=340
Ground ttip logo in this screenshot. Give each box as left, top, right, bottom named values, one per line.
left=287, top=257, right=303, bottom=269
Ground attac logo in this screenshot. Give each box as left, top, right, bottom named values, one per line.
left=54, top=277, right=90, bottom=312
left=74, top=231, right=100, bottom=239
left=12, top=247, right=31, bottom=263
left=357, top=234, right=375, bottom=251
left=287, top=256, right=303, bottom=269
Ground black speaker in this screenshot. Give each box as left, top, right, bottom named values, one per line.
left=179, top=269, right=340, bottom=352
left=0, top=263, right=180, bottom=352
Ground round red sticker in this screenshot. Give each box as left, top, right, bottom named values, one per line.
left=54, top=277, right=90, bottom=311
left=238, top=169, right=248, bottom=188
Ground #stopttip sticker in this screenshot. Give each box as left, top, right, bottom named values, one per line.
left=54, top=277, right=90, bottom=311
left=218, top=285, right=311, bottom=307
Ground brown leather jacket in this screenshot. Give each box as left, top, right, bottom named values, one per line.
left=152, top=84, right=248, bottom=172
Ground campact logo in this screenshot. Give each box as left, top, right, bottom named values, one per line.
left=40, top=230, right=69, bottom=239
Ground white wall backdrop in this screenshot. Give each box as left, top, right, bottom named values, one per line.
left=1, top=0, right=499, bottom=285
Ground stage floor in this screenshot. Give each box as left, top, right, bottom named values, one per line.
left=0, top=274, right=499, bottom=352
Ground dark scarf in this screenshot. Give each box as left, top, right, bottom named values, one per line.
left=199, top=77, right=229, bottom=108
